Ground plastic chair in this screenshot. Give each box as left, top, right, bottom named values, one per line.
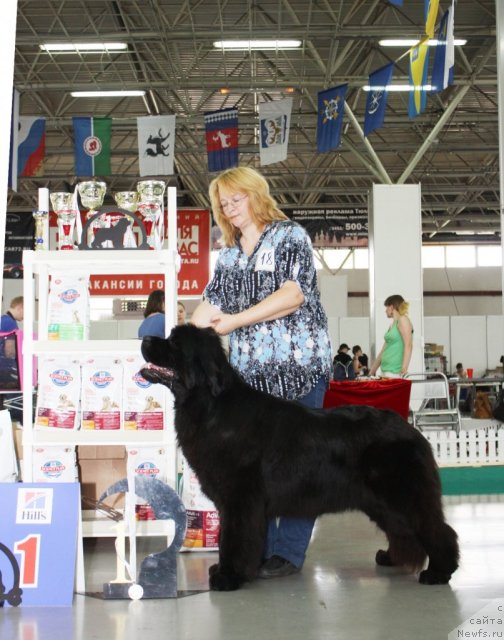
left=405, top=371, right=461, bottom=435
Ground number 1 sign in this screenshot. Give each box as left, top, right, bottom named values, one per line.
left=0, top=483, right=80, bottom=606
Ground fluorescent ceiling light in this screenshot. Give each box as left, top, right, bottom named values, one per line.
left=379, top=38, right=466, bottom=47
left=40, top=42, right=128, bottom=52
left=363, top=84, right=432, bottom=92
left=213, top=39, right=302, bottom=50
left=70, top=90, right=146, bottom=98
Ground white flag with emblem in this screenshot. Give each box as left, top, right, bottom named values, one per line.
left=258, top=97, right=292, bottom=166
left=137, top=115, right=176, bottom=176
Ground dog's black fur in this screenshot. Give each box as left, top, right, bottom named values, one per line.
left=141, top=324, right=459, bottom=592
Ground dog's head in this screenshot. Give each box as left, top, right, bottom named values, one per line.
left=141, top=324, right=234, bottom=398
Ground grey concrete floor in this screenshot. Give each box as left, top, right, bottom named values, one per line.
left=2, top=496, right=504, bottom=640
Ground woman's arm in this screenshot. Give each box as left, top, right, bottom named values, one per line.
left=209, top=280, right=304, bottom=336
left=398, top=315, right=413, bottom=374
left=190, top=300, right=222, bottom=328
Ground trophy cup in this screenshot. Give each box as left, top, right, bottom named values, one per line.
left=50, top=192, right=77, bottom=250
left=33, top=211, right=49, bottom=250
left=78, top=180, right=107, bottom=248
left=137, top=180, right=166, bottom=250
left=114, top=191, right=139, bottom=248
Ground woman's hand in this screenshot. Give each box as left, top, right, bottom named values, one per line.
left=210, top=312, right=241, bottom=336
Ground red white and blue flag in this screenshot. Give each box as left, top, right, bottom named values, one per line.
left=204, top=108, right=238, bottom=173
left=18, top=116, right=45, bottom=177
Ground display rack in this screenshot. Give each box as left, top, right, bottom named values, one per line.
left=21, top=188, right=180, bottom=591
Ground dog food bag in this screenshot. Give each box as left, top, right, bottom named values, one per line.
left=32, top=446, right=78, bottom=483
left=127, top=447, right=169, bottom=520
left=122, top=356, right=166, bottom=430
left=81, top=358, right=122, bottom=430
left=179, top=452, right=220, bottom=551
left=35, top=358, right=81, bottom=429
left=47, top=272, right=90, bottom=340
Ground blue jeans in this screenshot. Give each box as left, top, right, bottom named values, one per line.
left=263, top=376, right=328, bottom=568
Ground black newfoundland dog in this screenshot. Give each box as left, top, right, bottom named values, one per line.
left=141, top=324, right=459, bottom=592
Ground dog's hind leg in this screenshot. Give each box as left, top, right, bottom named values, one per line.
left=371, top=513, right=427, bottom=570
left=209, top=499, right=267, bottom=592
left=417, top=521, right=459, bottom=585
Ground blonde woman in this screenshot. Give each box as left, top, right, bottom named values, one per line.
left=369, top=294, right=413, bottom=378
left=192, top=166, right=332, bottom=580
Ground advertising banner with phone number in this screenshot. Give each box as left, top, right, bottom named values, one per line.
left=0, top=483, right=79, bottom=606
left=288, top=207, right=368, bottom=248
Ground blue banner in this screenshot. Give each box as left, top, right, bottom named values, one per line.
left=0, top=483, right=80, bottom=606
left=431, top=5, right=454, bottom=93
left=316, top=84, right=347, bottom=153
left=364, top=63, right=394, bottom=137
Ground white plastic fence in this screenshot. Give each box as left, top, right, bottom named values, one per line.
left=422, top=427, right=504, bottom=466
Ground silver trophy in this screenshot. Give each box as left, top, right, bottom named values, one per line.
left=50, top=191, right=77, bottom=250
left=137, top=180, right=166, bottom=250
left=114, top=191, right=139, bottom=248
left=78, top=180, right=107, bottom=248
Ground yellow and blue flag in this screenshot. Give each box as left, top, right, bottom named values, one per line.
left=409, top=38, right=430, bottom=118
left=425, top=0, right=440, bottom=38
left=364, top=63, right=394, bottom=137
left=317, top=84, right=347, bottom=153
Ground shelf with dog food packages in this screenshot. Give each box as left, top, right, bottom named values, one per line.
left=21, top=247, right=179, bottom=503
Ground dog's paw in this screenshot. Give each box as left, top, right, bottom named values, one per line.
left=418, top=569, right=451, bottom=585
left=375, top=549, right=396, bottom=567
left=208, top=567, right=244, bottom=591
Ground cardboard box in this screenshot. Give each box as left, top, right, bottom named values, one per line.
left=77, top=445, right=127, bottom=509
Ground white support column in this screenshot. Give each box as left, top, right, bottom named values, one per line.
left=369, top=184, right=424, bottom=374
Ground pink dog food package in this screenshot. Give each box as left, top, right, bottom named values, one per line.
left=122, top=356, right=166, bottom=430
left=35, top=358, right=80, bottom=429
left=81, top=358, right=122, bottom=430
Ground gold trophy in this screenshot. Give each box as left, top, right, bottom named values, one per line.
left=114, top=191, right=139, bottom=248
left=78, top=180, right=107, bottom=248
left=137, top=180, right=166, bottom=250
left=50, top=192, right=77, bottom=250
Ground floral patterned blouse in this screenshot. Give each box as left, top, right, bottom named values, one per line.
left=204, top=220, right=332, bottom=400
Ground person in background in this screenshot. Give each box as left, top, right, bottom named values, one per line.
left=138, top=290, right=165, bottom=338
left=0, top=296, right=23, bottom=391
left=369, top=294, right=413, bottom=378
left=177, top=301, right=187, bottom=325
left=191, top=166, right=332, bottom=580
left=332, top=343, right=355, bottom=380
left=453, top=362, right=467, bottom=379
left=0, top=296, right=23, bottom=359
left=352, top=345, right=369, bottom=377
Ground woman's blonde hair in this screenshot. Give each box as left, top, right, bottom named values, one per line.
left=209, top=167, right=288, bottom=247
left=384, top=294, right=409, bottom=316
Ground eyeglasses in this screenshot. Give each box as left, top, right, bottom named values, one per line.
left=220, top=194, right=247, bottom=211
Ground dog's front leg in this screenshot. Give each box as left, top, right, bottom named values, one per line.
left=209, top=502, right=266, bottom=592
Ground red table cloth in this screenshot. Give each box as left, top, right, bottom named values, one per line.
left=323, top=378, right=412, bottom=421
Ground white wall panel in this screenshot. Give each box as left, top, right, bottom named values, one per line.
left=450, top=316, right=487, bottom=377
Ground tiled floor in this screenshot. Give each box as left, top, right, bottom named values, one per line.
left=2, top=496, right=504, bottom=640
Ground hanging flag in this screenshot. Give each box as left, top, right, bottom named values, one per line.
left=258, top=97, right=292, bottom=166
left=204, top=108, right=238, bottom=173
left=316, top=85, right=347, bottom=153
left=73, top=117, right=112, bottom=176
left=8, top=89, right=19, bottom=192
left=137, top=115, right=176, bottom=176
left=408, top=38, right=430, bottom=118
left=431, top=2, right=455, bottom=93
left=424, top=0, right=440, bottom=38
left=364, top=64, right=394, bottom=137
left=388, top=0, right=403, bottom=5
left=18, top=116, right=46, bottom=177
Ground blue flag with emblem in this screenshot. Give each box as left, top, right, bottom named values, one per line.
left=316, top=84, right=347, bottom=153
left=431, top=2, right=455, bottom=94
left=364, top=63, right=394, bottom=137
left=204, top=108, right=239, bottom=173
